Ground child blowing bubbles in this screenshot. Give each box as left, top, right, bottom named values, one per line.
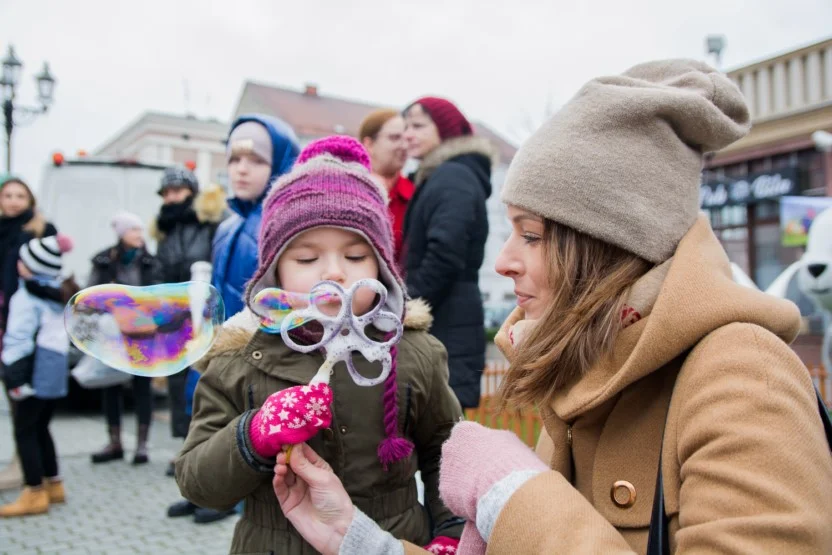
left=176, top=137, right=464, bottom=554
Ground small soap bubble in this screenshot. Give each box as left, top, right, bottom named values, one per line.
left=252, top=288, right=337, bottom=333
left=64, top=282, right=225, bottom=377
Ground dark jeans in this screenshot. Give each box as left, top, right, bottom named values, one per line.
left=14, top=397, right=58, bottom=487
left=103, top=376, right=152, bottom=428
left=166, top=371, right=191, bottom=439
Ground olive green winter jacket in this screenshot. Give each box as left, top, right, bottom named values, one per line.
left=175, top=299, right=464, bottom=554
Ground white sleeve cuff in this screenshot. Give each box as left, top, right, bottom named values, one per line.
left=476, top=469, right=544, bottom=542
left=339, top=507, right=404, bottom=555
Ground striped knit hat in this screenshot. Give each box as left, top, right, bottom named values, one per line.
left=19, top=234, right=74, bottom=278
left=247, top=135, right=413, bottom=469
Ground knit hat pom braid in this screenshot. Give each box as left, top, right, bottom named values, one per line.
left=296, top=135, right=371, bottom=170
left=298, top=137, right=413, bottom=468
left=378, top=334, right=414, bottom=469
left=55, top=233, right=74, bottom=254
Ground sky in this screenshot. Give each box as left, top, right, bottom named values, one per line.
left=1, top=0, right=831, bottom=190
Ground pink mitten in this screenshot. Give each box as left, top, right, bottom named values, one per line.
left=425, top=536, right=460, bottom=554
left=249, top=383, right=333, bottom=459
left=439, top=421, right=548, bottom=522
left=458, top=522, right=488, bottom=555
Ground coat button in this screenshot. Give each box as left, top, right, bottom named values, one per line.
left=323, top=428, right=334, bottom=441
left=251, top=351, right=263, bottom=360
left=611, top=481, right=637, bottom=508
left=339, top=425, right=348, bottom=435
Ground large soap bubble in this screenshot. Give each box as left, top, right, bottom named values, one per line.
left=65, top=282, right=225, bottom=377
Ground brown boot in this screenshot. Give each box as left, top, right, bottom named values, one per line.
left=44, top=479, right=65, bottom=504
left=0, top=486, right=49, bottom=517
left=0, top=454, right=23, bottom=491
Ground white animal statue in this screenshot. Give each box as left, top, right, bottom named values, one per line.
left=766, top=207, right=832, bottom=374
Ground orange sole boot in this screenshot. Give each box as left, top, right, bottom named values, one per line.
left=0, top=486, right=49, bottom=517
left=45, top=480, right=66, bottom=504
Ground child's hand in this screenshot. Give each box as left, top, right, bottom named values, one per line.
left=273, top=443, right=354, bottom=555
left=249, top=383, right=333, bottom=458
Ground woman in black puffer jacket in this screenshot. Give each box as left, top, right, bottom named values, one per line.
left=402, top=97, right=497, bottom=409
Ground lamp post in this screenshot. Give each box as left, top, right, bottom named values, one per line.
left=1, top=45, right=56, bottom=173
left=706, top=35, right=726, bottom=70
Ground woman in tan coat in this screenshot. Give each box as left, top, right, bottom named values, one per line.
left=270, top=59, right=832, bottom=554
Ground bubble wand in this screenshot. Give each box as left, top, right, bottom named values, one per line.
left=250, top=279, right=403, bottom=462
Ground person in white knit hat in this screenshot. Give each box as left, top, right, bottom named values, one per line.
left=87, top=211, right=163, bottom=466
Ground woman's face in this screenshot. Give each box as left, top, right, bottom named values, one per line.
left=403, top=104, right=442, bottom=160
left=0, top=182, right=33, bottom=218
left=161, top=185, right=193, bottom=206
left=495, top=205, right=551, bottom=320
left=121, top=228, right=145, bottom=250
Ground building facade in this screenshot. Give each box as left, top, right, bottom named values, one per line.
left=705, top=36, right=832, bottom=290
left=705, top=36, right=832, bottom=368
left=95, top=112, right=229, bottom=190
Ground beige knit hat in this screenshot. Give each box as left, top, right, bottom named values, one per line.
left=501, top=59, right=750, bottom=264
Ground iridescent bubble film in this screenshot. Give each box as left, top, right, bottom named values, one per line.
left=64, top=282, right=225, bottom=377
left=252, top=288, right=337, bottom=333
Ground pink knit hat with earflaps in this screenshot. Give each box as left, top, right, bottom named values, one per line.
left=247, top=135, right=413, bottom=469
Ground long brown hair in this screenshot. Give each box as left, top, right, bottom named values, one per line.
left=498, top=220, right=652, bottom=410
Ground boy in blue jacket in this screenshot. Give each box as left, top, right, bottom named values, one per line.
left=167, top=114, right=299, bottom=524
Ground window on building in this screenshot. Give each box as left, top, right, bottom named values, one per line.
left=706, top=205, right=750, bottom=276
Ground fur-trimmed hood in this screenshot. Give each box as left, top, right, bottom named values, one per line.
left=414, top=135, right=499, bottom=187
left=22, top=211, right=50, bottom=238
left=194, top=298, right=433, bottom=371
left=151, top=185, right=227, bottom=241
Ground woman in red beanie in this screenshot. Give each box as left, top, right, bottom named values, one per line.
left=401, top=97, right=497, bottom=410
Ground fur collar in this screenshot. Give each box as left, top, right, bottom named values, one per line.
left=22, top=211, right=49, bottom=238
left=194, top=298, right=433, bottom=370
left=151, top=185, right=227, bottom=241
left=414, top=135, right=499, bottom=186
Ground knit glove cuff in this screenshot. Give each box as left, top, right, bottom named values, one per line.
left=339, top=507, right=404, bottom=555
left=476, top=469, right=544, bottom=542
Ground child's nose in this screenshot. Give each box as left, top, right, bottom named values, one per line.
left=321, top=263, right=346, bottom=283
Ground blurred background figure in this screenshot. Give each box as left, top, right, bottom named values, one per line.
left=88, top=211, right=162, bottom=466
left=402, top=97, right=496, bottom=409
left=0, top=176, right=58, bottom=492
left=151, top=167, right=226, bottom=477
left=359, top=109, right=413, bottom=265
left=0, top=234, right=77, bottom=517
left=211, top=115, right=299, bottom=318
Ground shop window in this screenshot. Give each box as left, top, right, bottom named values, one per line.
left=752, top=221, right=802, bottom=291
left=754, top=200, right=780, bottom=221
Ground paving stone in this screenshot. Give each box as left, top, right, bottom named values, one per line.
left=0, top=394, right=237, bottom=554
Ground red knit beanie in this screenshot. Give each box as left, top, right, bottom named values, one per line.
left=409, top=96, right=473, bottom=140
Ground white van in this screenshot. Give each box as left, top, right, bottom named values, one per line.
left=38, top=157, right=166, bottom=285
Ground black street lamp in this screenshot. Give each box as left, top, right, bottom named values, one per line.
left=1, top=45, right=56, bottom=173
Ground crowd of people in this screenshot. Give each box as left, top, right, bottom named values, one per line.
left=1, top=58, right=831, bottom=554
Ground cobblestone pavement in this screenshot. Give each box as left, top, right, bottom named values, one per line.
left=0, top=394, right=238, bottom=554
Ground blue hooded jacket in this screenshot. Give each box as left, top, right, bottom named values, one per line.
left=212, top=114, right=299, bottom=318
